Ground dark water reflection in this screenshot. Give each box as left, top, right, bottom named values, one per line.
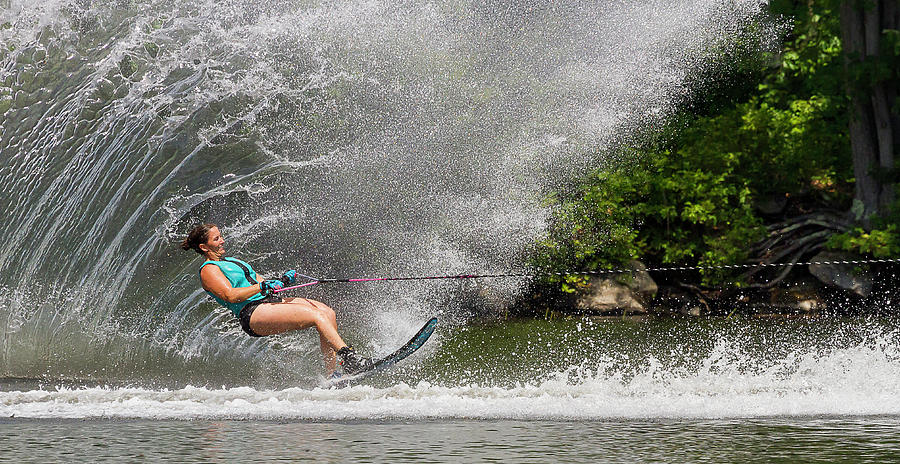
left=3, top=417, right=899, bottom=463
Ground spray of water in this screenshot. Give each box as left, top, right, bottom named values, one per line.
left=1, top=0, right=781, bottom=384
left=4, top=319, right=900, bottom=419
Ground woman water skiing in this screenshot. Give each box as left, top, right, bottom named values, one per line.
left=181, top=223, right=371, bottom=376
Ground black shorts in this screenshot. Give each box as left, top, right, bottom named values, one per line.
left=238, top=295, right=283, bottom=337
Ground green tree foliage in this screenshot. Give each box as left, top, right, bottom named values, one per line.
left=533, top=0, right=891, bottom=289
left=534, top=143, right=765, bottom=288
left=827, top=224, right=900, bottom=257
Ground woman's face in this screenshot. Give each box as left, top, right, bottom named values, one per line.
left=201, top=226, right=225, bottom=257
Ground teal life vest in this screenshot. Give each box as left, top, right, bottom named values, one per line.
left=199, top=257, right=265, bottom=317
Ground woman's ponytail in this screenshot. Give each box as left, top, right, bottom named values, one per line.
left=182, top=223, right=216, bottom=254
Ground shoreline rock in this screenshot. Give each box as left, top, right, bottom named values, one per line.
left=808, top=251, right=873, bottom=297
left=574, top=260, right=658, bottom=315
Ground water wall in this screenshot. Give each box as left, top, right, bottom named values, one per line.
left=0, top=0, right=778, bottom=386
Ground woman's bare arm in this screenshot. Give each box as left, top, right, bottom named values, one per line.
left=200, top=265, right=262, bottom=303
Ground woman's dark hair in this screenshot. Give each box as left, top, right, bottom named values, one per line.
left=181, top=223, right=217, bottom=254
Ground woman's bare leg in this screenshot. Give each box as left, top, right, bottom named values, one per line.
left=299, top=299, right=339, bottom=373
left=248, top=299, right=347, bottom=372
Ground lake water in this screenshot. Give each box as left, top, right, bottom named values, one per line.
left=3, top=316, right=900, bottom=462
left=5, top=417, right=900, bottom=463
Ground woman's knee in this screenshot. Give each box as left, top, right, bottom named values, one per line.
left=310, top=310, right=333, bottom=328
left=321, top=305, right=336, bottom=322
left=308, top=302, right=335, bottom=321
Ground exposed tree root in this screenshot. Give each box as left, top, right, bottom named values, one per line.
left=677, top=282, right=711, bottom=312
left=742, top=210, right=851, bottom=286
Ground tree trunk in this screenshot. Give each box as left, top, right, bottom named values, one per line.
left=840, top=0, right=899, bottom=223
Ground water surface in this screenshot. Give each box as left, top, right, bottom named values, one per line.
left=5, top=417, right=899, bottom=463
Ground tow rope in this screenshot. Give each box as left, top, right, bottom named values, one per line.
left=272, top=257, right=900, bottom=294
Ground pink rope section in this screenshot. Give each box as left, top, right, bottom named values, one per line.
left=273, top=273, right=494, bottom=293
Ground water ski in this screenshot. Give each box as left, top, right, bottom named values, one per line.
left=324, top=317, right=437, bottom=388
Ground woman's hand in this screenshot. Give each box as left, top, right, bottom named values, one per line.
left=280, top=270, right=297, bottom=285
left=260, top=280, right=284, bottom=295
